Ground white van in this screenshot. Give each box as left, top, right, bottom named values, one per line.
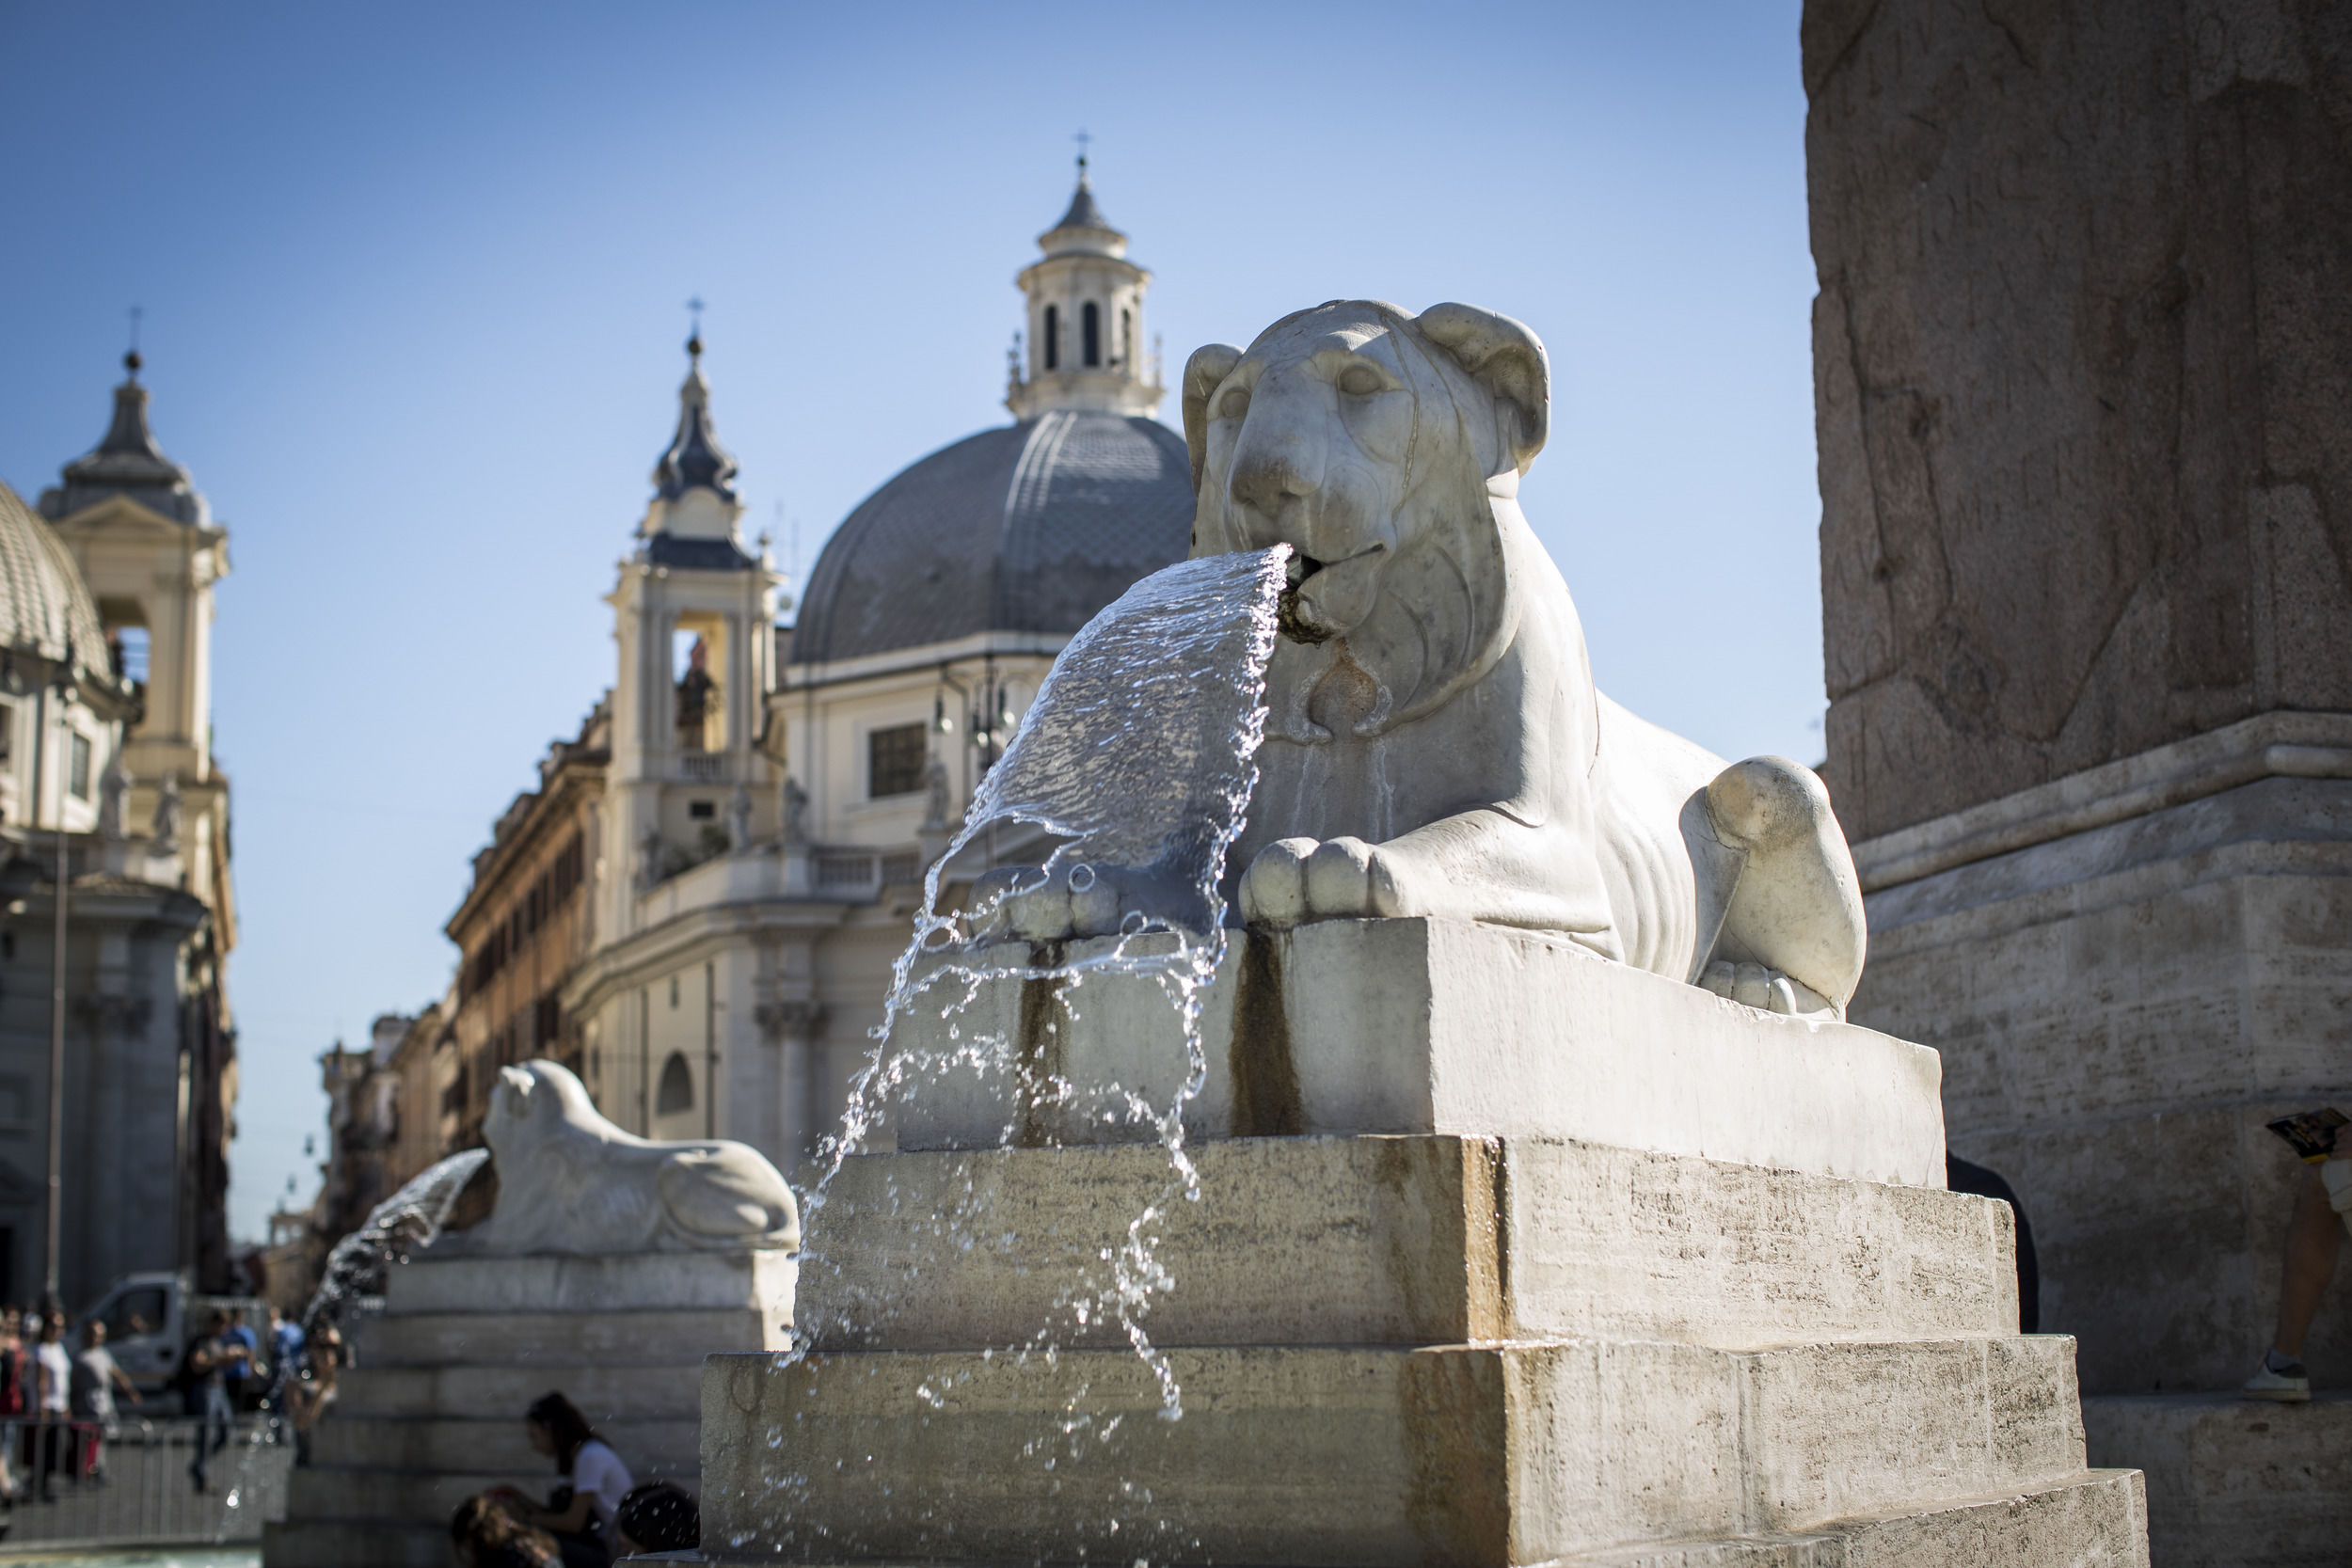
left=75, top=1273, right=272, bottom=1399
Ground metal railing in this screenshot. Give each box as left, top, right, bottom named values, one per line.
left=0, top=1413, right=291, bottom=1554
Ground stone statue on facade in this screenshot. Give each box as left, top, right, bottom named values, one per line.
left=726, top=781, right=753, bottom=852
left=638, top=824, right=663, bottom=887
left=921, top=755, right=950, bottom=834
left=780, top=776, right=810, bottom=848
left=978, top=300, right=1868, bottom=1019
left=98, top=758, right=129, bottom=842
left=149, top=773, right=181, bottom=855
left=454, top=1060, right=798, bottom=1255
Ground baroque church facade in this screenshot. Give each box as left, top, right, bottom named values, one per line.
left=0, top=354, right=238, bottom=1306
left=363, top=168, right=1194, bottom=1187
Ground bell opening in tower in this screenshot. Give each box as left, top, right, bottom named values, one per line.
left=1082, top=301, right=1101, bottom=367
left=1042, top=305, right=1059, bottom=372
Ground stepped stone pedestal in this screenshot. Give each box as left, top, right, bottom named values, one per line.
left=263, top=1249, right=793, bottom=1568
left=694, top=918, right=2151, bottom=1565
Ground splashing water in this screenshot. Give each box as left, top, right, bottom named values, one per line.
left=299, top=1148, right=489, bottom=1337
left=791, top=545, right=1289, bottom=1420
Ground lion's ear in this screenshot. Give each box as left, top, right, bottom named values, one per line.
left=1181, top=343, right=1245, bottom=494
left=1417, top=303, right=1549, bottom=474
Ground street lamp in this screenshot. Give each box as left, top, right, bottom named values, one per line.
left=41, top=644, right=75, bottom=1310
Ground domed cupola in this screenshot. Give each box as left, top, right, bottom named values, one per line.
left=787, top=410, right=1194, bottom=665
left=1005, top=157, right=1163, bottom=422
left=39, top=351, right=208, bottom=529
left=640, top=332, right=755, bottom=571
left=0, top=481, right=131, bottom=700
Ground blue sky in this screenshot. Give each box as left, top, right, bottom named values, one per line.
left=0, top=1, right=1821, bottom=1244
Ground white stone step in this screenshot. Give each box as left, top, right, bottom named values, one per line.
left=2084, top=1389, right=2352, bottom=1567
left=1558, top=1467, right=2148, bottom=1565
left=802, top=1134, right=2018, bottom=1354
left=348, top=1305, right=773, bottom=1366
left=310, top=1412, right=699, bottom=1474
left=701, top=1334, right=2087, bottom=1563
left=891, top=919, right=1946, bottom=1186
left=283, top=1456, right=694, bottom=1525
left=388, top=1247, right=795, bottom=1319
left=338, top=1361, right=703, bottom=1421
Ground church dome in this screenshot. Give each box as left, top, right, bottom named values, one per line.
left=0, top=480, right=118, bottom=690
left=788, top=409, right=1194, bottom=665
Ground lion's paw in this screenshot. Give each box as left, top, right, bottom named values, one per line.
left=1698, top=959, right=1837, bottom=1020
left=1239, top=836, right=1407, bottom=927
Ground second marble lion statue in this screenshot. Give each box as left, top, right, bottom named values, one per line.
left=454, top=1059, right=799, bottom=1255
left=985, top=299, right=1867, bottom=1020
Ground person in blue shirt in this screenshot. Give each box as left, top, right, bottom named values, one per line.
left=265, top=1307, right=305, bottom=1440
left=220, top=1308, right=259, bottom=1411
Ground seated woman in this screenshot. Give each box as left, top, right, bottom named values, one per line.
left=524, top=1392, right=633, bottom=1568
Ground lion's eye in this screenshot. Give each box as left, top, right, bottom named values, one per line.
left=1217, top=388, right=1250, bottom=420
left=1337, top=364, right=1384, bottom=397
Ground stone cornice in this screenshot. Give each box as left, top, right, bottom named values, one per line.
left=562, top=895, right=853, bottom=1019
left=1849, top=709, right=2352, bottom=893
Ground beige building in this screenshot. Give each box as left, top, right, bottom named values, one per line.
left=557, top=166, right=1193, bottom=1176
left=0, top=350, right=239, bottom=1304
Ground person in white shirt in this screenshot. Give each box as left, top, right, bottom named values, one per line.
left=524, top=1391, right=633, bottom=1568
left=31, top=1313, right=71, bottom=1499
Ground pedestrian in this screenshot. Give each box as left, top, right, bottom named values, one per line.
left=0, top=1307, right=24, bottom=1508
left=523, top=1392, right=631, bottom=1568
left=219, top=1307, right=258, bottom=1413
left=287, top=1321, right=341, bottom=1466
left=68, top=1320, right=135, bottom=1482
left=182, top=1309, right=242, bottom=1493
left=30, top=1314, right=69, bottom=1501
left=264, top=1307, right=303, bottom=1441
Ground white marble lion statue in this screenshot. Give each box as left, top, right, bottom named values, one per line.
left=455, top=1059, right=798, bottom=1254
left=982, top=299, right=1867, bottom=1020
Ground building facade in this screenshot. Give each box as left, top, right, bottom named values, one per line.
left=0, top=352, right=238, bottom=1306
left=1804, top=4, right=2352, bottom=1560
left=561, top=167, right=1192, bottom=1175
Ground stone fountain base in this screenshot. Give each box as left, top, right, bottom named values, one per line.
left=691, top=919, right=2147, bottom=1565
left=263, top=1249, right=792, bottom=1568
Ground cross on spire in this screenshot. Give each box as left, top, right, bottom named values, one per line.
left=686, top=296, right=706, bottom=356
left=125, top=305, right=144, bottom=377
left=1073, top=128, right=1092, bottom=178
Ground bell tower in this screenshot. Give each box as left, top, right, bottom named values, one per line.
left=600, top=331, right=784, bottom=941
left=1005, top=155, right=1163, bottom=420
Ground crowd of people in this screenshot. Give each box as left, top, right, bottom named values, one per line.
left=0, top=1298, right=350, bottom=1505
left=445, top=1391, right=698, bottom=1566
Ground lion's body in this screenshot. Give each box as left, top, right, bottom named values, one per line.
left=452, top=1060, right=799, bottom=1257
left=1183, top=300, right=1867, bottom=1014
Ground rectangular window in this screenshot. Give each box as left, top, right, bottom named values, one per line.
left=0, top=704, right=13, bottom=767
left=867, top=722, right=927, bottom=799
left=68, top=734, right=92, bottom=800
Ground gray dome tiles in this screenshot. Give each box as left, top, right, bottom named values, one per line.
left=789, top=411, right=1196, bottom=666
left=0, top=482, right=118, bottom=689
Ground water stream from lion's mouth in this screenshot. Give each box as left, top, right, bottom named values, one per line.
left=744, top=546, right=1288, bottom=1552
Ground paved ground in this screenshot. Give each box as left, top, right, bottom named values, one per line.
left=0, top=1420, right=289, bottom=1557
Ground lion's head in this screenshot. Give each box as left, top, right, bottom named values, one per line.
left=1183, top=300, right=1549, bottom=740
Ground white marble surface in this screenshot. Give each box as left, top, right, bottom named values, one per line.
left=453, top=1059, right=798, bottom=1256
left=895, top=917, right=1946, bottom=1186
left=993, top=300, right=1866, bottom=1016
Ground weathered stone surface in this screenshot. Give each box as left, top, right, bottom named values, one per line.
left=262, top=1246, right=792, bottom=1568
left=799, top=1135, right=2016, bottom=1354
left=1853, top=770, right=2352, bottom=1394
left=896, top=917, right=1947, bottom=1186
left=1805, top=0, right=2352, bottom=841
left=2084, top=1391, right=2352, bottom=1567
left=701, top=1336, right=2087, bottom=1565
